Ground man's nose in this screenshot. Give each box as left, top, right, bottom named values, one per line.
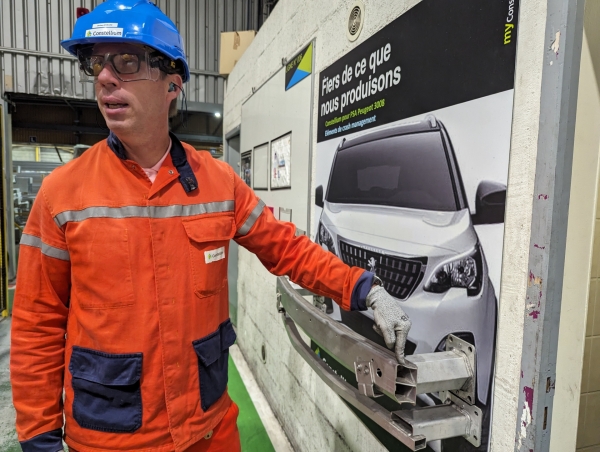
left=96, top=62, right=120, bottom=86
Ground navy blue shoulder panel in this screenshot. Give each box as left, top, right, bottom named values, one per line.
left=20, top=428, right=63, bottom=452
left=106, top=131, right=198, bottom=193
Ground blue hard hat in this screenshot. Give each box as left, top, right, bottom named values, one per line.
left=61, top=0, right=190, bottom=82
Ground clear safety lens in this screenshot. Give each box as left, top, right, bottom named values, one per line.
left=77, top=48, right=160, bottom=83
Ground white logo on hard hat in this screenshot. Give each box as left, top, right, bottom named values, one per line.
left=86, top=28, right=124, bottom=37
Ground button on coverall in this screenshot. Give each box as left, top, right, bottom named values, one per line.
left=10, top=136, right=365, bottom=451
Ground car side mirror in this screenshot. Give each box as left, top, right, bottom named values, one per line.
left=472, top=181, right=506, bottom=225
left=315, top=185, right=324, bottom=208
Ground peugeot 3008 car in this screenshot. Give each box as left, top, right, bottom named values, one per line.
left=315, top=115, right=506, bottom=451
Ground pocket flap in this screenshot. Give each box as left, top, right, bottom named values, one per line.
left=193, top=319, right=237, bottom=367
left=69, top=346, right=142, bottom=386
left=182, top=215, right=235, bottom=243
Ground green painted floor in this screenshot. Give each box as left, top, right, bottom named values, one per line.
left=228, top=355, right=275, bottom=452
left=0, top=319, right=274, bottom=451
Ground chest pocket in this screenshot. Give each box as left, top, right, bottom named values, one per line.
left=71, top=222, right=135, bottom=310
left=182, top=215, right=235, bottom=298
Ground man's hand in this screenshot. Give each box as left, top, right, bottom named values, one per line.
left=366, top=285, right=412, bottom=363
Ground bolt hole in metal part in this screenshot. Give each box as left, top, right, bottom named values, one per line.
left=376, top=368, right=382, bottom=377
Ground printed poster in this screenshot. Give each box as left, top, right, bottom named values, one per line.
left=313, top=1, right=519, bottom=450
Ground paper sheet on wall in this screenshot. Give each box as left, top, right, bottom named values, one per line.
left=271, top=134, right=291, bottom=188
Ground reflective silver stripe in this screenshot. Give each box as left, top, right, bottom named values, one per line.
left=20, top=233, right=70, bottom=261
left=237, top=199, right=266, bottom=236
left=53, top=201, right=235, bottom=227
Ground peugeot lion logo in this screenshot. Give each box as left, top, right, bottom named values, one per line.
left=368, top=257, right=377, bottom=273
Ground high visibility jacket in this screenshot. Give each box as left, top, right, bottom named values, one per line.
left=10, top=134, right=365, bottom=452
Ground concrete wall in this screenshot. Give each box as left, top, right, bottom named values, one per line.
left=223, top=0, right=578, bottom=450
left=224, top=2, right=420, bottom=450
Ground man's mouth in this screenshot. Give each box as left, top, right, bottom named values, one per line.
left=105, top=103, right=128, bottom=109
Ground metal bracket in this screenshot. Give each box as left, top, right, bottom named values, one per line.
left=445, top=334, right=476, bottom=405
left=313, top=295, right=328, bottom=313
left=355, top=360, right=384, bottom=398
left=438, top=391, right=483, bottom=448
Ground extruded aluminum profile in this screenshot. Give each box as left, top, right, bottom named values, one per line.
left=277, top=278, right=417, bottom=404
left=281, top=316, right=427, bottom=451
left=276, top=276, right=482, bottom=449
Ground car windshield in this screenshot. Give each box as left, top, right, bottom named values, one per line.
left=326, top=131, right=458, bottom=211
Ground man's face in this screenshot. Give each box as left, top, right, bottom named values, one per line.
left=93, top=42, right=174, bottom=136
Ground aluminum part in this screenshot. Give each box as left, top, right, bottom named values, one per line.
left=446, top=334, right=477, bottom=405
left=277, top=276, right=484, bottom=449
left=282, top=315, right=427, bottom=450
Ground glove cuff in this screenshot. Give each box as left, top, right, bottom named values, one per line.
left=365, top=284, right=385, bottom=308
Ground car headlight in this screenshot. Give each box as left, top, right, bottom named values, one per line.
left=424, top=245, right=483, bottom=296
left=317, top=221, right=336, bottom=255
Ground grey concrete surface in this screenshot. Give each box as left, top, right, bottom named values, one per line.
left=0, top=318, right=20, bottom=451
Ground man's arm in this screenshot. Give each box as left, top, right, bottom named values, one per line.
left=232, top=173, right=363, bottom=311
left=10, top=187, right=70, bottom=451
left=231, top=171, right=411, bottom=361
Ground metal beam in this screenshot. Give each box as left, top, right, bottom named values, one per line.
left=276, top=277, right=477, bottom=405
left=281, top=315, right=427, bottom=451
left=175, top=133, right=222, bottom=144
left=12, top=122, right=108, bottom=136
left=5, top=95, right=97, bottom=110
left=276, top=277, right=483, bottom=449
left=177, top=99, right=223, bottom=114
left=515, top=0, right=585, bottom=450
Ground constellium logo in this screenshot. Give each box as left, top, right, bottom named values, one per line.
left=205, top=247, right=225, bottom=263
left=85, top=28, right=124, bottom=38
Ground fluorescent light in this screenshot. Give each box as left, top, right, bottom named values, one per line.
left=214, top=112, right=221, bottom=118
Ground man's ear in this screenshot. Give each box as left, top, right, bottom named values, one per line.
left=167, top=74, right=184, bottom=118
left=169, top=74, right=183, bottom=93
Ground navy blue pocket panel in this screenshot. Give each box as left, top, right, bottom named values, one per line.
left=193, top=319, right=237, bottom=411
left=69, top=346, right=143, bottom=433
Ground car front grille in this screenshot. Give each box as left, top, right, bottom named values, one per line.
left=339, top=240, right=426, bottom=300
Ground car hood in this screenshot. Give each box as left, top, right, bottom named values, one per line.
left=322, top=203, right=477, bottom=255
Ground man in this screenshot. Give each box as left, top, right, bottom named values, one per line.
left=9, top=1, right=411, bottom=451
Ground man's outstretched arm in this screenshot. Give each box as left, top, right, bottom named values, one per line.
left=231, top=170, right=411, bottom=362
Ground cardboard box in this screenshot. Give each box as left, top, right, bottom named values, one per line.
left=219, top=30, right=256, bottom=76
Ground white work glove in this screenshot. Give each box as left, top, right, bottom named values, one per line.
left=366, top=285, right=412, bottom=364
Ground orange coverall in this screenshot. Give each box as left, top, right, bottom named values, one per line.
left=10, top=134, right=364, bottom=451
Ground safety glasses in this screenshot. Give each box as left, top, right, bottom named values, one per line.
left=77, top=46, right=161, bottom=82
